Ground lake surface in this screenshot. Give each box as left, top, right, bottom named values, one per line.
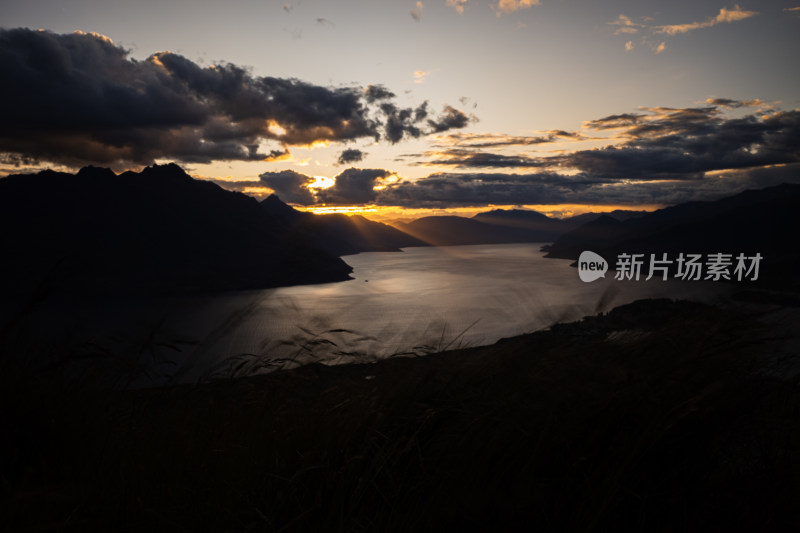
left=11, top=244, right=733, bottom=384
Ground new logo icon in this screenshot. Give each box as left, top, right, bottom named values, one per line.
left=578, top=251, right=608, bottom=282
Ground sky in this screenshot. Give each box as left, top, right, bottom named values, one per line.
left=1, top=0, right=798, bottom=220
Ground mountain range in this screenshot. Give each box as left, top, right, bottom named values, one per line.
left=260, top=194, right=425, bottom=255
left=2, top=162, right=795, bottom=296
left=544, top=183, right=800, bottom=287
left=0, top=164, right=354, bottom=297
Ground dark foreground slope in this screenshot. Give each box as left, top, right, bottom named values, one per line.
left=0, top=164, right=352, bottom=296
left=2, top=298, right=798, bottom=532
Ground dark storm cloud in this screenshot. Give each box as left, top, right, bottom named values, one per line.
left=427, top=105, right=470, bottom=133
left=391, top=101, right=800, bottom=207
left=374, top=172, right=593, bottom=207
left=417, top=105, right=800, bottom=181
left=0, top=28, right=471, bottom=168
left=372, top=162, right=800, bottom=208
left=337, top=148, right=366, bottom=165
left=381, top=102, right=424, bottom=143
left=259, top=169, right=317, bottom=205
left=560, top=108, right=800, bottom=180
left=318, top=168, right=394, bottom=204
left=377, top=101, right=470, bottom=144
left=364, top=84, right=395, bottom=103
left=239, top=100, right=800, bottom=209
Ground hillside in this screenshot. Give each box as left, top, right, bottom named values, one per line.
left=3, top=297, right=798, bottom=531
left=0, top=164, right=353, bottom=297
left=544, top=183, right=800, bottom=287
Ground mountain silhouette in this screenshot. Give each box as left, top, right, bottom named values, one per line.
left=395, top=209, right=622, bottom=247
left=260, top=195, right=425, bottom=254
left=0, top=164, right=353, bottom=297
left=544, top=183, right=800, bottom=287
left=397, top=216, right=530, bottom=246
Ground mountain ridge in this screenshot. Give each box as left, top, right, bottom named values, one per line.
left=0, top=164, right=353, bottom=297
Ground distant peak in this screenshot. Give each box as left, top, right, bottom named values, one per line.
left=261, top=193, right=301, bottom=217
left=76, top=165, right=116, bottom=180
left=140, top=162, right=192, bottom=181
left=262, top=193, right=284, bottom=204
left=592, top=214, right=622, bottom=224
left=474, top=208, right=549, bottom=220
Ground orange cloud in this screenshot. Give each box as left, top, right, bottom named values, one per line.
left=496, top=0, right=539, bottom=16
left=654, top=5, right=758, bottom=35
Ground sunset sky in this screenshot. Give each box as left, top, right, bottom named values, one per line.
left=1, top=0, right=798, bottom=220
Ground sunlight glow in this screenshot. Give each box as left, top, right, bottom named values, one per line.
left=308, top=176, right=335, bottom=189
left=295, top=203, right=663, bottom=224
left=267, top=120, right=287, bottom=137
left=299, top=205, right=378, bottom=215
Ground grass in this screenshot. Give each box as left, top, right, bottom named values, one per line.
left=206, top=317, right=482, bottom=381
left=1, top=298, right=799, bottom=531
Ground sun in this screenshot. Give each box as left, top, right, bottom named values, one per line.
left=308, top=175, right=335, bottom=190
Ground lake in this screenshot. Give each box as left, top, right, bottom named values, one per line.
left=9, top=243, right=733, bottom=385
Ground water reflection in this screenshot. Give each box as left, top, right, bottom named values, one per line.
left=8, top=244, right=733, bottom=385
left=175, top=244, right=731, bottom=382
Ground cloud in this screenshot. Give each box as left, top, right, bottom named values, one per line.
left=421, top=148, right=545, bottom=169
left=705, top=97, right=770, bottom=109
left=0, top=28, right=470, bottom=168
left=411, top=1, right=424, bottom=21
left=376, top=172, right=595, bottom=207
left=785, top=6, right=800, bottom=18
left=496, top=0, right=539, bottom=15
left=446, top=0, right=468, bottom=15
left=433, top=130, right=584, bottom=148
left=262, top=148, right=292, bottom=163
left=583, top=113, right=645, bottom=130
left=246, top=159, right=800, bottom=208
left=654, top=5, right=758, bottom=35
left=259, top=169, right=317, bottom=204
left=364, top=84, right=395, bottom=103
left=316, top=18, right=335, bottom=27
left=413, top=70, right=429, bottom=84
left=376, top=101, right=469, bottom=144
left=427, top=105, right=471, bottom=133
left=416, top=102, right=800, bottom=181
left=372, top=163, right=800, bottom=208
left=337, top=148, right=366, bottom=165
left=317, top=168, right=395, bottom=204
left=253, top=100, right=800, bottom=208
left=0, top=152, right=40, bottom=167
left=609, top=14, right=646, bottom=35
left=611, top=7, right=758, bottom=54
left=259, top=167, right=395, bottom=205
left=380, top=102, right=425, bottom=143
left=562, top=106, right=800, bottom=180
